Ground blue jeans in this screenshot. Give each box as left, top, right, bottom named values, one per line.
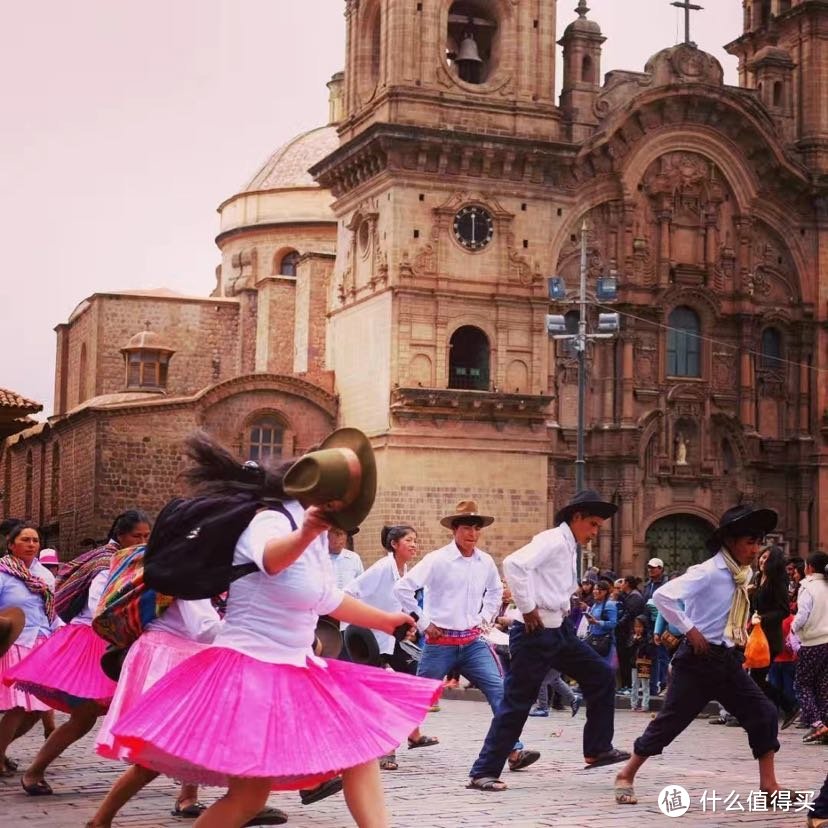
left=469, top=619, right=616, bottom=780
left=631, top=668, right=651, bottom=710
left=418, top=637, right=522, bottom=750
left=650, top=644, right=670, bottom=693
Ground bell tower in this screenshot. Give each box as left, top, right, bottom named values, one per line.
left=726, top=0, right=828, bottom=171
left=312, top=0, right=565, bottom=552
left=340, top=0, right=561, bottom=143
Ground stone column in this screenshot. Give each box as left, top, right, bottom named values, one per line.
left=621, top=337, right=635, bottom=426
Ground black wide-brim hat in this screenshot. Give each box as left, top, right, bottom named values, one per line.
left=100, top=644, right=129, bottom=682
left=283, top=427, right=376, bottom=532
left=706, top=504, right=778, bottom=552
left=343, top=624, right=381, bottom=667
left=554, top=490, right=617, bottom=526
left=0, top=607, right=24, bottom=659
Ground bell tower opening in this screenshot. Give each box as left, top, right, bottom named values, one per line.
left=449, top=326, right=490, bottom=391
left=446, top=1, right=500, bottom=85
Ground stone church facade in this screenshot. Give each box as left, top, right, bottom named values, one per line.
left=3, top=0, right=827, bottom=574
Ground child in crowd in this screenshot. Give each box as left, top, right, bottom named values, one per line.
left=629, top=615, right=656, bottom=712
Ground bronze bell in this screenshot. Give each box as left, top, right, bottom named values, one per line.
left=456, top=32, right=482, bottom=64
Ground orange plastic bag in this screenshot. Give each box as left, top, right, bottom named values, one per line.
left=744, top=623, right=771, bottom=669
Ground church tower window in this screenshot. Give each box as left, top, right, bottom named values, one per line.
left=582, top=54, right=595, bottom=83
left=247, top=416, right=284, bottom=462
left=667, top=306, right=701, bottom=378
left=278, top=250, right=300, bottom=277
left=760, top=327, right=783, bottom=370
left=446, top=2, right=500, bottom=86
left=449, top=326, right=490, bottom=391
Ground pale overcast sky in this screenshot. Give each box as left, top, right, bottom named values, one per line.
left=0, top=0, right=742, bottom=416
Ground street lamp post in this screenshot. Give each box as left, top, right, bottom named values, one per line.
left=547, top=220, right=620, bottom=577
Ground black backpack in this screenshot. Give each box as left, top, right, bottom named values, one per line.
left=143, top=493, right=296, bottom=599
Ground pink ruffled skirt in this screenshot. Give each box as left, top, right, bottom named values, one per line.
left=113, top=646, right=443, bottom=789
left=2, top=623, right=116, bottom=714
left=96, top=629, right=209, bottom=762
left=0, top=638, right=53, bottom=712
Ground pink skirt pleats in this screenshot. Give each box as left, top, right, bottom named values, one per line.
left=96, top=629, right=210, bottom=762
left=0, top=639, right=53, bottom=712
left=113, top=646, right=443, bottom=789
left=2, top=623, right=116, bottom=714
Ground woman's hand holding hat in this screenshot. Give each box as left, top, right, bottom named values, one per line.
left=300, top=506, right=333, bottom=540
left=381, top=611, right=417, bottom=637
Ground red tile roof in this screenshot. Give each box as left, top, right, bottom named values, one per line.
left=0, top=388, right=42, bottom=412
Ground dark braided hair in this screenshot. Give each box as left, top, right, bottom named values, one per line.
left=107, top=510, right=151, bottom=543
left=180, top=429, right=293, bottom=499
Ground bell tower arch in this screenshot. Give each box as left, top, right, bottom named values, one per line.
left=341, top=0, right=561, bottom=143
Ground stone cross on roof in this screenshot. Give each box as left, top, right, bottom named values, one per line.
left=671, top=0, right=703, bottom=46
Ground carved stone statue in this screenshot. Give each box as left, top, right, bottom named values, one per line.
left=675, top=433, right=688, bottom=466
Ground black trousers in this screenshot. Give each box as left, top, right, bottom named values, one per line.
left=470, top=618, right=616, bottom=779
left=634, top=641, right=779, bottom=760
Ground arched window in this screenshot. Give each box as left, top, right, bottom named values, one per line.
left=667, top=306, right=701, bottom=378
left=24, top=450, right=33, bottom=519
left=772, top=81, right=783, bottom=107
left=449, top=326, right=490, bottom=391
left=50, top=443, right=60, bottom=517
left=247, top=417, right=284, bottom=462
left=561, top=310, right=580, bottom=357
left=760, top=327, right=783, bottom=370
left=447, top=1, right=499, bottom=85
left=78, top=343, right=88, bottom=404
left=278, top=250, right=300, bottom=277
left=582, top=54, right=595, bottom=84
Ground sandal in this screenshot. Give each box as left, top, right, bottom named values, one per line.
left=614, top=783, right=638, bottom=805
left=407, top=734, right=439, bottom=749
left=508, top=748, right=540, bottom=771
left=584, top=748, right=631, bottom=769
left=466, top=776, right=508, bottom=792
left=172, top=797, right=207, bottom=817
left=21, top=777, right=53, bottom=796
left=379, top=755, right=399, bottom=771
left=1, top=756, right=18, bottom=776
left=803, top=725, right=828, bottom=744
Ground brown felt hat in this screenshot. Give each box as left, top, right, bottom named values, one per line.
left=439, top=500, right=495, bottom=529
left=313, top=615, right=343, bottom=659
left=284, top=428, right=376, bottom=532
left=0, top=607, right=25, bottom=659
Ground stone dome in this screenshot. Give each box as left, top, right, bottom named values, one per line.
left=243, top=126, right=339, bottom=192
left=120, top=330, right=175, bottom=354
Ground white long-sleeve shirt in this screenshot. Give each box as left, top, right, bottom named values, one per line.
left=502, top=522, right=578, bottom=629
left=71, top=569, right=110, bottom=627
left=393, top=542, right=502, bottom=634
left=792, top=574, right=828, bottom=646
left=345, top=553, right=406, bottom=655
left=654, top=552, right=752, bottom=647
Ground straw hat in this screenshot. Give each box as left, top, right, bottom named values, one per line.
left=0, top=607, right=25, bottom=659
left=284, top=428, right=376, bottom=532
left=439, top=500, right=494, bottom=529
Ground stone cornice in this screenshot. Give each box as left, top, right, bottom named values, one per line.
left=311, top=122, right=578, bottom=199
left=390, top=387, right=552, bottom=427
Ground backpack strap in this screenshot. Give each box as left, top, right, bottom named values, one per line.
left=229, top=501, right=300, bottom=582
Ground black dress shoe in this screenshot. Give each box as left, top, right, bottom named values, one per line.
left=243, top=806, right=289, bottom=826
left=300, top=776, right=343, bottom=805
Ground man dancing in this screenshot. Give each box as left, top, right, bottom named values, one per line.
left=394, top=500, right=537, bottom=766
left=613, top=504, right=785, bottom=805
left=467, top=490, right=628, bottom=792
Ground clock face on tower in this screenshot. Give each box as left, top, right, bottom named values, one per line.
left=453, top=205, right=494, bottom=251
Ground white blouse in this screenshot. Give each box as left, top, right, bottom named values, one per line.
left=0, top=559, right=60, bottom=647
left=345, top=553, right=406, bottom=655
left=148, top=598, right=222, bottom=643
left=71, top=569, right=110, bottom=627
left=213, top=501, right=345, bottom=665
